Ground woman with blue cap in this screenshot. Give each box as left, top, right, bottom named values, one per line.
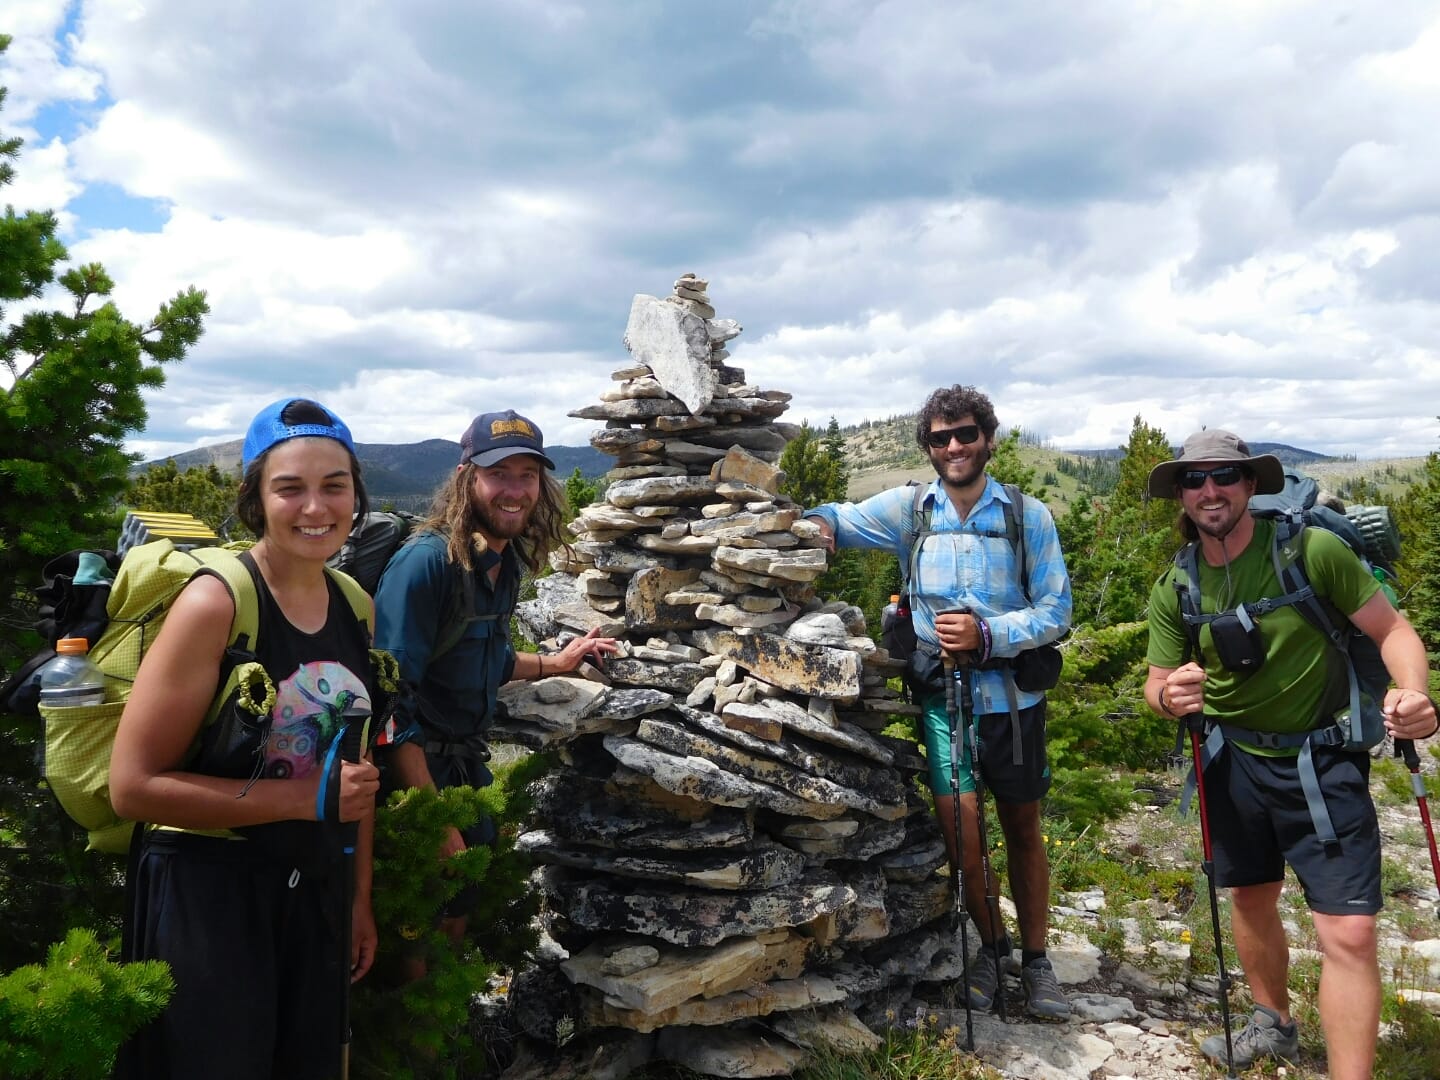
left=111, top=398, right=381, bottom=1080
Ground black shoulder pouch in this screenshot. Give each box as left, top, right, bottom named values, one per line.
left=1012, top=643, right=1063, bottom=692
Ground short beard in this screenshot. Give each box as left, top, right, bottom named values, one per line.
left=475, top=500, right=533, bottom=542
left=931, top=444, right=991, bottom=488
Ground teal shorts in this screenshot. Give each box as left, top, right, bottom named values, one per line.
left=920, top=693, right=977, bottom=797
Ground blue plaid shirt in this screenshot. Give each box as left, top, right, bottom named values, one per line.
left=807, top=475, right=1072, bottom=715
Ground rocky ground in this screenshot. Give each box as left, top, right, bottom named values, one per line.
left=902, top=745, right=1440, bottom=1080
left=499, top=744, right=1440, bottom=1080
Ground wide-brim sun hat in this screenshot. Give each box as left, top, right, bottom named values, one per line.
left=242, top=398, right=355, bottom=470
left=1146, top=429, right=1285, bottom=499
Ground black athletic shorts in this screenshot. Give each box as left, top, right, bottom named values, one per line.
left=1202, top=743, right=1382, bottom=916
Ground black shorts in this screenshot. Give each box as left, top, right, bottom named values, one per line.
left=1202, top=744, right=1382, bottom=915
left=117, top=832, right=345, bottom=1080
left=976, top=700, right=1052, bottom=804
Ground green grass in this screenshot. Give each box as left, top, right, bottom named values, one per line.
left=795, top=1022, right=1003, bottom=1080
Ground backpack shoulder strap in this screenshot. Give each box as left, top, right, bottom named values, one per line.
left=188, top=547, right=262, bottom=653
left=324, top=565, right=374, bottom=642
left=1173, top=542, right=1206, bottom=664
left=899, top=481, right=932, bottom=594
left=433, top=561, right=476, bottom=662
left=1001, top=483, right=1029, bottom=602
left=1268, top=518, right=1347, bottom=650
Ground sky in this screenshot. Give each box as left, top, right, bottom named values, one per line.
left=4, top=0, right=1440, bottom=462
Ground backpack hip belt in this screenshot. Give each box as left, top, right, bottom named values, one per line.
left=1185, top=716, right=1355, bottom=848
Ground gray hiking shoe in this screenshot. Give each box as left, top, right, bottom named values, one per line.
left=1021, top=956, right=1072, bottom=1021
left=964, top=935, right=1011, bottom=1010
left=1199, top=1004, right=1299, bottom=1068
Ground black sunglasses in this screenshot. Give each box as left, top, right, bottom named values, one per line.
left=925, top=424, right=982, bottom=449
left=1178, top=465, right=1249, bottom=490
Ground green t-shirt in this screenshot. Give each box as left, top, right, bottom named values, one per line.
left=1147, top=519, right=1381, bottom=745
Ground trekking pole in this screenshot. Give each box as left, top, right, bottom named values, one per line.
left=1395, top=739, right=1440, bottom=915
left=337, top=714, right=369, bottom=1080
left=961, top=663, right=1008, bottom=1023
left=1186, top=713, right=1238, bottom=1080
left=942, top=649, right=975, bottom=1052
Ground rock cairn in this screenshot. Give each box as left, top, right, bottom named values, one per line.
left=496, top=275, right=966, bottom=1077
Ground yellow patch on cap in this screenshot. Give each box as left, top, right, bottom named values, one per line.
left=491, top=418, right=536, bottom=438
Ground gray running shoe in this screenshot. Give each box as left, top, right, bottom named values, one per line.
left=1199, top=1004, right=1299, bottom=1068
left=1021, top=956, right=1072, bottom=1021
left=965, top=935, right=1011, bottom=1010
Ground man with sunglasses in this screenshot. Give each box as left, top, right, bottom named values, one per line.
left=804, top=384, right=1073, bottom=1021
left=1144, top=429, right=1436, bottom=1079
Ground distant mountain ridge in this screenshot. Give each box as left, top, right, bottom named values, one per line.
left=139, top=422, right=1353, bottom=512
left=138, top=438, right=611, bottom=509
left=1069, top=441, right=1335, bottom=466
left=840, top=413, right=1346, bottom=471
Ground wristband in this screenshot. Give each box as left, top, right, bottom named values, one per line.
left=538, top=655, right=545, bottom=679
left=1159, top=687, right=1176, bottom=719
left=977, top=618, right=993, bottom=664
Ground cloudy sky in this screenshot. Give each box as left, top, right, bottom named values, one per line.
left=5, top=1, right=1440, bottom=460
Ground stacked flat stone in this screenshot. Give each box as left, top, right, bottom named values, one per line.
left=498, top=277, right=957, bottom=1078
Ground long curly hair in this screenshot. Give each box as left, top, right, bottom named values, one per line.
left=420, top=462, right=568, bottom=574
left=914, top=384, right=1000, bottom=449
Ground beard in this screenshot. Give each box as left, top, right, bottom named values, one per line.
left=475, top=498, right=535, bottom=542
left=930, top=443, right=992, bottom=489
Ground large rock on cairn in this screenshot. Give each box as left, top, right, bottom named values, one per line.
left=500, top=275, right=941, bottom=1078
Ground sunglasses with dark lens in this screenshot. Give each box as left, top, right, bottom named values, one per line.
left=1178, top=466, right=1248, bottom=490
left=925, top=423, right=982, bottom=449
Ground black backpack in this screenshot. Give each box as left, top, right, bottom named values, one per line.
left=328, top=513, right=497, bottom=663
left=1172, top=470, right=1399, bottom=846
left=0, top=549, right=123, bottom=716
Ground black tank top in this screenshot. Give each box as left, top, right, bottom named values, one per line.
left=192, top=552, right=373, bottom=869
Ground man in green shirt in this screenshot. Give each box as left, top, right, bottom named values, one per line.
left=1144, top=429, right=1436, bottom=1080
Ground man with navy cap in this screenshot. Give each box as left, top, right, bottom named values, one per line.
left=373, top=410, right=616, bottom=960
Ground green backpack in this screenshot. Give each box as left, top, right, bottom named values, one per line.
left=38, top=539, right=378, bottom=854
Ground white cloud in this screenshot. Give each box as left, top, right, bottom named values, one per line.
left=1, top=1, right=1436, bottom=461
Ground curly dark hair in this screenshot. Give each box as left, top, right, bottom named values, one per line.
left=419, top=461, right=569, bottom=575
left=914, top=384, right=999, bottom=449
left=235, top=400, right=369, bottom=537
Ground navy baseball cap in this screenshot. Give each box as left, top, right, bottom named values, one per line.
left=459, top=410, right=555, bottom=469
left=242, top=398, right=356, bottom=470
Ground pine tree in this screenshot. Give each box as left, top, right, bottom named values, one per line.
left=563, top=466, right=599, bottom=516
left=126, top=460, right=240, bottom=536
left=1, top=39, right=209, bottom=659
left=1065, top=416, right=1176, bottom=627
left=1395, top=445, right=1440, bottom=649
left=778, top=421, right=845, bottom=507
left=988, top=427, right=1047, bottom=501
left=0, top=38, right=210, bottom=968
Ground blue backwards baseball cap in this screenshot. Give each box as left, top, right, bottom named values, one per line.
left=242, top=398, right=356, bottom=470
